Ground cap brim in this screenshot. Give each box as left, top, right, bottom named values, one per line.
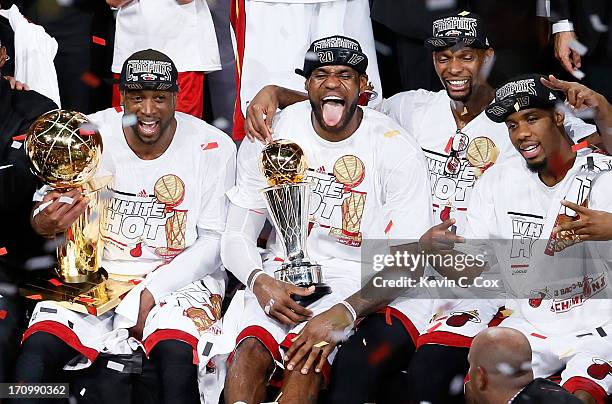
left=485, top=95, right=557, bottom=123
left=425, top=37, right=489, bottom=51
left=295, top=68, right=309, bottom=78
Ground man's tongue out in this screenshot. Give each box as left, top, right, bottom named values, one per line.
left=322, top=101, right=344, bottom=127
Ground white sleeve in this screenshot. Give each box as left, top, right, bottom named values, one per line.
left=563, top=114, right=597, bottom=143
left=226, top=139, right=268, bottom=209
left=381, top=138, right=434, bottom=243
left=379, top=92, right=415, bottom=135
left=587, top=170, right=612, bottom=262
left=220, top=203, right=268, bottom=285
left=145, top=141, right=236, bottom=302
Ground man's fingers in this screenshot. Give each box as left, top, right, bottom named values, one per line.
left=560, top=54, right=575, bottom=74
left=315, top=345, right=333, bottom=373
left=270, top=307, right=296, bottom=326
left=287, top=342, right=311, bottom=372
left=284, top=335, right=306, bottom=367
left=289, top=284, right=315, bottom=297
left=276, top=301, right=309, bottom=324
left=561, top=200, right=588, bottom=214
left=435, top=218, right=456, bottom=231
left=571, top=51, right=582, bottom=70
left=541, top=75, right=568, bottom=92
left=553, top=219, right=583, bottom=234
left=301, top=346, right=322, bottom=374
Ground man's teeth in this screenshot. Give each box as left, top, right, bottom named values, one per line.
left=522, top=144, right=538, bottom=151
left=449, top=80, right=468, bottom=86
left=323, top=96, right=343, bottom=102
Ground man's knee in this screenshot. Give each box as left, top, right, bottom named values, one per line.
left=573, top=389, right=599, bottom=404
left=150, top=339, right=194, bottom=365
left=230, top=337, right=274, bottom=372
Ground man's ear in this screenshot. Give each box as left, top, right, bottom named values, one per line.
left=554, top=110, right=565, bottom=128
left=0, top=46, right=6, bottom=69
left=475, top=366, right=488, bottom=391
left=484, top=48, right=495, bottom=64
left=304, top=78, right=310, bottom=92
left=359, top=73, right=368, bottom=93
left=119, top=90, right=125, bottom=106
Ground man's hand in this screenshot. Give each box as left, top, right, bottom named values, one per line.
left=252, top=274, right=314, bottom=326
left=418, top=219, right=465, bottom=253
left=541, top=75, right=608, bottom=112
left=284, top=304, right=353, bottom=375
left=129, top=288, right=155, bottom=340
left=553, top=200, right=612, bottom=241
left=244, top=85, right=280, bottom=144
left=31, top=189, right=89, bottom=238
left=3, top=76, right=29, bottom=91
left=553, top=31, right=582, bottom=74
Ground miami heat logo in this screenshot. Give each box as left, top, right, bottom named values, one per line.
left=183, top=294, right=222, bottom=335
left=587, top=358, right=612, bottom=380
left=153, top=174, right=187, bottom=258
left=446, top=310, right=480, bottom=327
left=329, top=155, right=366, bottom=247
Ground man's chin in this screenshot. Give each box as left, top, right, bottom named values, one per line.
left=526, top=159, right=547, bottom=173
left=445, top=88, right=472, bottom=103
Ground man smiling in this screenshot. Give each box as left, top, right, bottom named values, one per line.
left=221, top=35, right=433, bottom=403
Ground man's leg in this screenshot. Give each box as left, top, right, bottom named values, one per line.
left=328, top=311, right=417, bottom=403
left=149, top=339, right=200, bottom=404
left=0, top=293, right=22, bottom=383
left=225, top=337, right=275, bottom=404
left=278, top=357, right=323, bottom=404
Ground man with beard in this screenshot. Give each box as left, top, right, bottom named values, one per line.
left=16, top=49, right=235, bottom=404
left=241, top=11, right=599, bottom=403
left=0, top=36, right=56, bottom=384
left=221, top=35, right=433, bottom=403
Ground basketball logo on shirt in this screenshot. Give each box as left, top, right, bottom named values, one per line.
left=154, top=174, right=187, bottom=258
left=307, top=155, right=367, bottom=247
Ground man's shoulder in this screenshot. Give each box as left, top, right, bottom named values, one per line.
left=513, top=378, right=582, bottom=404
left=176, top=112, right=236, bottom=156
left=385, top=88, right=447, bottom=108
left=11, top=88, right=57, bottom=127
left=363, top=107, right=423, bottom=153
left=477, top=156, right=526, bottom=189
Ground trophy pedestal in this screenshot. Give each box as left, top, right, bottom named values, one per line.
left=19, top=268, right=136, bottom=316
left=275, top=263, right=332, bottom=307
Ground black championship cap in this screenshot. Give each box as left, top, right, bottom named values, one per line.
left=119, top=49, right=179, bottom=92
left=425, top=11, right=490, bottom=51
left=295, top=35, right=368, bottom=78
left=485, top=74, right=564, bottom=123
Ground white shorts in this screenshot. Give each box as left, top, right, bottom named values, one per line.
left=236, top=0, right=382, bottom=118
left=23, top=272, right=226, bottom=368
left=415, top=298, right=506, bottom=348
left=386, top=297, right=435, bottom=344
left=501, top=314, right=612, bottom=402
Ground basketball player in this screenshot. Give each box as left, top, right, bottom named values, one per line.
left=230, top=0, right=382, bottom=140
left=221, top=35, right=433, bottom=403
left=451, top=73, right=612, bottom=404
left=243, top=11, right=600, bottom=403
left=16, top=49, right=236, bottom=404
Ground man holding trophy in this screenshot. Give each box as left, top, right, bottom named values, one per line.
left=16, top=49, right=236, bottom=404
left=222, top=35, right=433, bottom=403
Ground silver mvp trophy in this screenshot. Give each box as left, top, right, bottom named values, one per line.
left=260, top=140, right=331, bottom=306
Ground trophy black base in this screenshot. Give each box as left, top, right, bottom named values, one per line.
left=19, top=268, right=136, bottom=316
left=292, top=283, right=332, bottom=307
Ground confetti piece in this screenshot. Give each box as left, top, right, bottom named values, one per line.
left=12, top=134, right=26, bottom=141
left=461, top=106, right=468, bottom=116
left=78, top=296, right=96, bottom=303
left=513, top=101, right=520, bottom=112
left=24, top=255, right=55, bottom=270
left=384, top=220, right=393, bottom=234
left=304, top=51, right=318, bottom=62
left=571, top=140, right=588, bottom=152
left=107, top=360, right=124, bottom=372
left=0, top=310, right=7, bottom=320
left=374, top=40, right=392, bottom=56
left=212, top=117, right=229, bottom=130
left=48, top=278, right=62, bottom=287
left=448, top=374, right=464, bottom=395
left=11, top=141, right=22, bottom=149
left=128, top=279, right=142, bottom=285
left=426, top=0, right=457, bottom=11
left=530, top=332, right=547, bottom=339
left=79, top=388, right=86, bottom=396
left=58, top=196, right=74, bottom=205
left=383, top=130, right=400, bottom=138
left=79, top=123, right=97, bottom=136
left=568, top=39, right=588, bottom=56
left=0, top=165, right=13, bottom=170
left=44, top=235, right=66, bottom=252
left=444, top=136, right=453, bottom=154
left=570, top=69, right=585, bottom=80
left=92, top=36, right=106, bottom=46
left=362, top=338, right=367, bottom=346
left=458, top=10, right=470, bottom=16
left=0, top=247, right=7, bottom=256
left=590, top=14, right=608, bottom=32
left=27, top=294, right=43, bottom=300
left=81, top=72, right=101, bottom=88
left=57, top=0, right=74, bottom=6
left=122, top=113, right=137, bottom=127
left=313, top=341, right=329, bottom=348
left=201, top=142, right=219, bottom=150
left=496, top=362, right=514, bottom=375
left=520, top=361, right=532, bottom=371
left=114, top=106, right=124, bottom=113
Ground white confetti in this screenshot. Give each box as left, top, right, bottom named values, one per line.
left=304, top=51, right=318, bottom=62
left=374, top=40, right=392, bottom=57
left=570, top=69, right=586, bottom=80
left=0, top=282, right=19, bottom=297
left=24, top=255, right=56, bottom=271
left=107, top=360, right=125, bottom=372
left=520, top=360, right=532, bottom=371
left=79, top=388, right=86, bottom=396
left=496, top=362, right=514, bottom=375
left=58, top=196, right=74, bottom=205
left=32, top=201, right=53, bottom=218
left=212, top=117, right=230, bottom=130
left=0, top=165, right=13, bottom=170
left=57, top=0, right=74, bottom=5
left=426, top=0, right=457, bottom=11
left=590, top=14, right=608, bottom=32
left=79, top=122, right=98, bottom=134
left=122, top=113, right=137, bottom=128
left=568, top=39, right=588, bottom=56
left=11, top=141, right=22, bottom=149
left=448, top=374, right=464, bottom=395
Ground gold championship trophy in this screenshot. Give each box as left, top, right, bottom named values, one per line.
left=260, top=140, right=331, bottom=306
left=21, top=110, right=133, bottom=315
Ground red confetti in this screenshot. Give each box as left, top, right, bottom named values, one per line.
left=444, top=136, right=453, bottom=154
left=384, top=220, right=393, bottom=234
left=48, top=278, right=62, bottom=287
left=114, top=106, right=124, bottom=113
left=81, top=72, right=101, bottom=88
left=273, top=257, right=284, bottom=262
left=0, top=247, right=7, bottom=256
left=87, top=306, right=98, bottom=315
left=80, top=128, right=96, bottom=136
left=27, top=294, right=43, bottom=300
left=78, top=296, right=96, bottom=303
left=367, top=342, right=391, bottom=365
left=530, top=332, right=547, bottom=339
left=426, top=322, right=442, bottom=333
left=129, top=279, right=142, bottom=285
left=92, top=36, right=106, bottom=46
left=201, top=142, right=219, bottom=151
left=571, top=140, right=589, bottom=152
left=0, top=310, right=7, bottom=320
left=12, top=134, right=26, bottom=141
left=385, top=307, right=393, bottom=325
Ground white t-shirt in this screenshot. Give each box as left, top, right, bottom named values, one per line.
left=465, top=153, right=612, bottom=335
left=227, top=100, right=433, bottom=283
left=380, top=89, right=596, bottom=234
left=111, top=0, right=221, bottom=73
left=88, top=108, right=235, bottom=277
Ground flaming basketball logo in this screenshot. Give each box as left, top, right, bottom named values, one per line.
left=330, top=155, right=366, bottom=247
left=154, top=174, right=187, bottom=258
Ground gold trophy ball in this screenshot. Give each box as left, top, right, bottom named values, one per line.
left=466, top=137, right=499, bottom=169
left=260, top=139, right=308, bottom=186
left=25, top=109, right=102, bottom=189
left=333, top=155, right=365, bottom=187
left=154, top=174, right=186, bottom=207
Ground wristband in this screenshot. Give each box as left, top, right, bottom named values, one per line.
left=247, top=269, right=265, bottom=291
left=338, top=300, right=357, bottom=323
